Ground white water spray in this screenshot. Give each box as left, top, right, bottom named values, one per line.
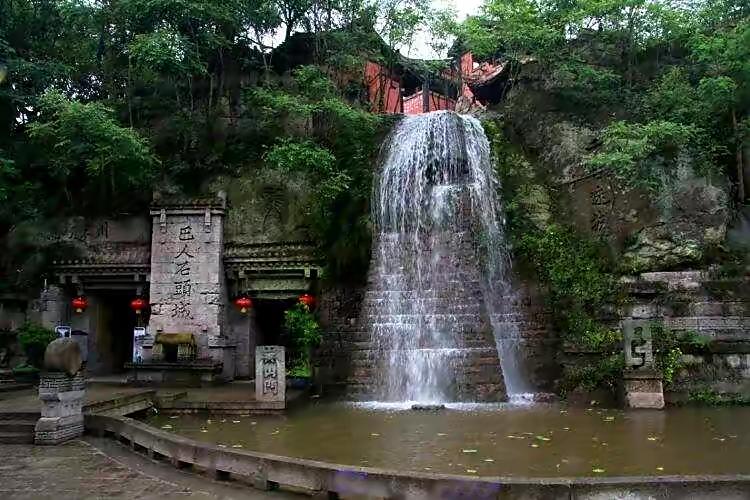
left=367, top=111, right=532, bottom=403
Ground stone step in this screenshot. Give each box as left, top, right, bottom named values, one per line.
left=0, top=420, right=36, bottom=433
left=0, top=431, right=34, bottom=444
left=0, top=412, right=40, bottom=421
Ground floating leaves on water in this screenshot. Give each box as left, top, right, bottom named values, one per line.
left=370, top=433, right=380, bottom=437
left=592, top=468, right=605, bottom=474
left=647, top=436, right=658, bottom=441
left=231, top=444, right=243, bottom=448
left=466, top=469, right=477, bottom=474
left=462, top=449, right=477, bottom=454
left=483, top=459, right=494, bottom=463
left=161, top=424, right=173, bottom=429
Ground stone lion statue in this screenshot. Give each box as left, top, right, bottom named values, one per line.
left=44, top=338, right=83, bottom=376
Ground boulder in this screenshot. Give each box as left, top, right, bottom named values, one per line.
left=43, top=338, right=82, bottom=376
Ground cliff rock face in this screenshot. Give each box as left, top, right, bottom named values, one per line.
left=490, top=62, right=730, bottom=271
left=623, top=172, right=729, bottom=271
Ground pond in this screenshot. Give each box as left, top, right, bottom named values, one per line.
left=145, top=402, right=750, bottom=477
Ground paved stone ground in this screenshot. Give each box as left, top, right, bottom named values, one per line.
left=0, top=384, right=152, bottom=413
left=0, top=438, right=299, bottom=499
left=0, top=382, right=305, bottom=413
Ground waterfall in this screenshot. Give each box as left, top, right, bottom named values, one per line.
left=366, top=111, right=532, bottom=404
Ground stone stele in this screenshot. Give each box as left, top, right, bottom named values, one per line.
left=255, top=345, right=285, bottom=403
left=35, top=339, right=86, bottom=445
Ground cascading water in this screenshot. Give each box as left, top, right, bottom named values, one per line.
left=367, top=111, right=532, bottom=404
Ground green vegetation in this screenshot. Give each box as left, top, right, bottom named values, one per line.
left=283, top=303, right=322, bottom=378
left=456, top=0, right=748, bottom=202
left=475, top=0, right=749, bottom=397
left=0, top=0, right=451, bottom=288
left=651, top=324, right=710, bottom=386
left=16, top=322, right=57, bottom=368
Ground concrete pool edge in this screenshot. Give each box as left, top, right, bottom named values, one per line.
left=84, top=413, right=750, bottom=498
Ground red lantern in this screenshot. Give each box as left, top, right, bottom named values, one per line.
left=71, top=296, right=88, bottom=314
left=234, top=296, right=253, bottom=314
left=130, top=297, right=147, bottom=315
left=298, top=293, right=316, bottom=308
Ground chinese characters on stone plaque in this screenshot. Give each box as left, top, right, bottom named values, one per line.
left=622, top=320, right=654, bottom=371
left=171, top=225, right=195, bottom=319
left=255, top=345, right=285, bottom=403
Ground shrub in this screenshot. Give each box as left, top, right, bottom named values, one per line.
left=17, top=322, right=57, bottom=368
left=283, top=303, right=322, bottom=377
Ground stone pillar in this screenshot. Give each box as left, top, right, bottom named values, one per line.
left=621, top=320, right=665, bottom=409
left=35, top=372, right=85, bottom=444
left=147, top=195, right=233, bottom=370
left=255, top=346, right=285, bottom=403
left=29, top=285, right=67, bottom=329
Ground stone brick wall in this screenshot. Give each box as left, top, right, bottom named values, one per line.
left=315, top=277, right=559, bottom=399
left=621, top=271, right=750, bottom=402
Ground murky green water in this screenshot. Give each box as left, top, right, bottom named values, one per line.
left=145, top=402, right=750, bottom=477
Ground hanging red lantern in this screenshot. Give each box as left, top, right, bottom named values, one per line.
left=130, top=297, right=147, bottom=315
left=71, top=296, right=88, bottom=314
left=234, top=296, right=253, bottom=314
left=298, top=293, right=316, bottom=308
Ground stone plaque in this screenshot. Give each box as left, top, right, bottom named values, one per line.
left=622, top=319, right=654, bottom=370
left=147, top=198, right=226, bottom=357
left=255, top=346, right=285, bottom=403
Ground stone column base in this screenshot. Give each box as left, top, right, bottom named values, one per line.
left=622, top=370, right=665, bottom=409
left=35, top=372, right=86, bottom=445
left=35, top=414, right=84, bottom=445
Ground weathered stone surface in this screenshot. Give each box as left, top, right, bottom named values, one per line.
left=43, top=338, right=82, bottom=376
left=256, top=345, right=285, bottom=403
left=147, top=196, right=229, bottom=365
left=35, top=372, right=86, bottom=445
left=622, top=175, right=728, bottom=272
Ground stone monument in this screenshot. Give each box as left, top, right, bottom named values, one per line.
left=35, top=338, right=86, bottom=444
left=621, top=320, right=665, bottom=409
left=255, top=345, right=285, bottom=404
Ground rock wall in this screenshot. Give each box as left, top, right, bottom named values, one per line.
left=622, top=271, right=750, bottom=402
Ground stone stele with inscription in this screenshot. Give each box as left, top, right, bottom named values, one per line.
left=255, top=345, right=285, bottom=404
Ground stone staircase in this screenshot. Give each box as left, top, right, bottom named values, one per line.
left=0, top=412, right=38, bottom=444
left=343, top=229, right=507, bottom=402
